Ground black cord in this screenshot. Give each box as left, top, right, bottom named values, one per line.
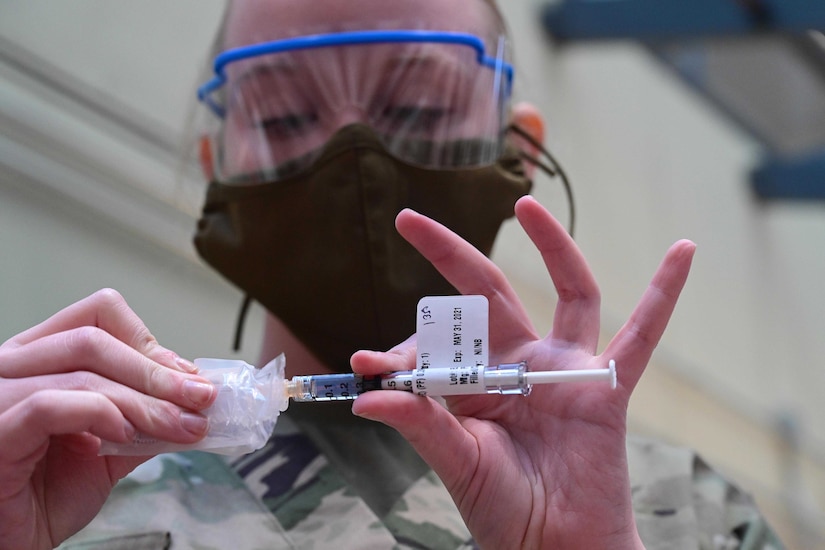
left=233, top=294, right=252, bottom=351
left=508, top=124, right=576, bottom=238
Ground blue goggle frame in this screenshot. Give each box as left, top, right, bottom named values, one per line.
left=197, top=29, right=514, bottom=118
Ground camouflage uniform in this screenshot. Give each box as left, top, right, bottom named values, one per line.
left=628, top=437, right=785, bottom=550
left=59, top=404, right=783, bottom=549
left=59, top=403, right=473, bottom=550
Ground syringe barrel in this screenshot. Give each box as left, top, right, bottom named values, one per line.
left=482, top=362, right=530, bottom=396
left=382, top=366, right=484, bottom=397
left=286, top=361, right=613, bottom=402
left=287, top=363, right=533, bottom=401
left=381, top=363, right=530, bottom=397
left=287, top=373, right=382, bottom=402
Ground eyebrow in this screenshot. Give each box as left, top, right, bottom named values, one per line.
left=230, top=38, right=476, bottom=84
left=231, top=61, right=300, bottom=90
left=222, top=62, right=308, bottom=117
left=382, top=50, right=471, bottom=83
left=225, top=46, right=475, bottom=110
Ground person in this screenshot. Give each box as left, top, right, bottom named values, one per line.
left=0, top=0, right=781, bottom=548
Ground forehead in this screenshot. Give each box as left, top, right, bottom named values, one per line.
left=224, top=0, right=500, bottom=49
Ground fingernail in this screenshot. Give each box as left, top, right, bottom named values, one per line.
left=123, top=418, right=137, bottom=440
left=180, top=412, right=209, bottom=435
left=183, top=380, right=214, bottom=407
left=176, top=357, right=199, bottom=373
left=351, top=406, right=375, bottom=421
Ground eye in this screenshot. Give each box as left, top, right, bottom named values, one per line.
left=257, top=112, right=319, bottom=138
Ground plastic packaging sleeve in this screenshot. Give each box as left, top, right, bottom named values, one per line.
left=99, top=354, right=288, bottom=456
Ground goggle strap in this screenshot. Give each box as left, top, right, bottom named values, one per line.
left=233, top=294, right=253, bottom=352
left=509, top=123, right=576, bottom=238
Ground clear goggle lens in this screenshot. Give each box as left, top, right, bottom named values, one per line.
left=198, top=30, right=514, bottom=182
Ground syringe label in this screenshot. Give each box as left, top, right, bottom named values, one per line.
left=416, top=295, right=489, bottom=370
left=411, top=365, right=485, bottom=396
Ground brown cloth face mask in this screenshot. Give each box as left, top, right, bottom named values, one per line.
left=194, top=124, right=532, bottom=371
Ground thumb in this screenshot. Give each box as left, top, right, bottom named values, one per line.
left=352, top=391, right=477, bottom=491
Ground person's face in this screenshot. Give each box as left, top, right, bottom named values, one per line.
left=217, top=0, right=507, bottom=179
left=223, top=0, right=499, bottom=49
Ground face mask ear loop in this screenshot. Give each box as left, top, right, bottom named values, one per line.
left=233, top=294, right=253, bottom=352
left=507, top=124, right=576, bottom=238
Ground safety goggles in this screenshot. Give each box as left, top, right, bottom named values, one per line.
left=197, top=29, right=514, bottom=182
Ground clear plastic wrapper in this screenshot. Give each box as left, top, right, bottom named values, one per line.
left=99, top=354, right=288, bottom=456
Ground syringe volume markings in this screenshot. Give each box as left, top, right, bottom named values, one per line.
left=309, top=373, right=382, bottom=401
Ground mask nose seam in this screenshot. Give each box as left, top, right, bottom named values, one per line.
left=351, top=130, right=388, bottom=346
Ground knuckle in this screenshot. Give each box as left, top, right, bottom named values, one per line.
left=21, top=390, right=51, bottom=414
left=66, top=325, right=105, bottom=354
left=134, top=330, right=160, bottom=354
left=13, top=394, right=45, bottom=432
left=62, top=370, right=104, bottom=392
left=144, top=361, right=172, bottom=397
left=21, top=390, right=99, bottom=422
left=652, top=282, right=679, bottom=302
left=146, top=398, right=185, bottom=432
left=92, top=288, right=126, bottom=309
left=66, top=326, right=109, bottom=359
left=97, top=290, right=159, bottom=351
left=558, top=287, right=600, bottom=307
left=628, top=321, right=656, bottom=348
left=91, top=290, right=162, bottom=357
left=150, top=347, right=178, bottom=366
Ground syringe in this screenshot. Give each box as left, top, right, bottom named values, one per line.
left=285, top=360, right=616, bottom=402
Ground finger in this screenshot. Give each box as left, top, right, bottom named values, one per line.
left=350, top=347, right=416, bottom=376
left=395, top=209, right=537, bottom=344
left=0, top=331, right=216, bottom=411
left=350, top=332, right=417, bottom=374
left=3, top=289, right=196, bottom=374
left=0, top=390, right=135, bottom=464
left=352, top=391, right=477, bottom=491
left=42, top=433, right=151, bottom=481
left=602, top=240, right=696, bottom=391
left=1, top=375, right=211, bottom=444
left=515, top=196, right=601, bottom=351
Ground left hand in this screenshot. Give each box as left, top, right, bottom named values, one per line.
left=351, top=195, right=695, bottom=549
left=0, top=290, right=216, bottom=550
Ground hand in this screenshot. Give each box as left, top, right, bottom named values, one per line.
left=0, top=289, right=217, bottom=550
left=351, top=196, right=695, bottom=549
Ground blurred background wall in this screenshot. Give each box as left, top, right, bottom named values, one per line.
left=1, top=1, right=822, bottom=547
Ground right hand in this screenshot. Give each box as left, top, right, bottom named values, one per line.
left=0, top=289, right=217, bottom=550
left=352, top=197, right=694, bottom=549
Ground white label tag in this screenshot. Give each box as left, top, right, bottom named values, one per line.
left=416, top=295, right=489, bottom=370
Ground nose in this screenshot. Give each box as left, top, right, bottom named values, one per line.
left=326, top=105, right=369, bottom=133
